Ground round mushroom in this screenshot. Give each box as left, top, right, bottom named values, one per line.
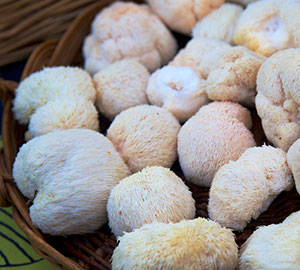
left=12, top=129, right=130, bottom=235
left=107, top=105, right=180, bottom=173
left=112, top=218, right=238, bottom=270
left=178, top=101, right=255, bottom=187
left=93, top=59, right=149, bottom=120
left=107, top=166, right=195, bottom=237
left=146, top=65, right=208, bottom=123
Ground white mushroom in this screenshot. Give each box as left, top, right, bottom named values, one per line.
left=146, top=65, right=208, bottom=122
left=27, top=99, right=99, bottom=139
left=12, top=67, right=98, bottom=139
left=12, top=129, right=130, bottom=235
left=147, top=0, right=224, bottom=35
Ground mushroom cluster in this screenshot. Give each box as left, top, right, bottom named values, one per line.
left=83, top=1, right=177, bottom=75
left=13, top=67, right=99, bottom=140
left=10, top=0, right=300, bottom=269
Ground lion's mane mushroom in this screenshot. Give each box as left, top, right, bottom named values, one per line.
left=206, top=46, right=266, bottom=106
left=12, top=66, right=98, bottom=139
left=178, top=101, right=255, bottom=187
left=146, top=65, right=208, bottom=123
left=93, top=59, right=149, bottom=120
left=83, top=1, right=177, bottom=75
left=287, top=138, right=300, bottom=195
left=107, top=166, right=195, bottom=237
left=107, top=105, right=180, bottom=173
left=234, top=0, right=300, bottom=57
left=208, top=145, right=293, bottom=231
left=147, top=0, right=224, bottom=35
left=192, top=3, right=243, bottom=44
left=12, top=129, right=130, bottom=235
left=240, top=211, right=300, bottom=270
left=170, top=37, right=231, bottom=79
left=111, top=218, right=238, bottom=270
left=255, top=48, right=300, bottom=151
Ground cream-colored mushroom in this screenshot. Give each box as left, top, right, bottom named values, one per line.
left=208, top=145, right=293, bottom=231
left=287, top=138, right=300, bottom=195
left=170, top=37, right=231, bottom=79
left=12, top=66, right=98, bottom=139
left=206, top=46, right=266, bottom=106
left=240, top=211, right=300, bottom=270
left=107, top=166, right=195, bottom=237
left=83, top=1, right=177, bottom=75
left=192, top=3, right=243, bottom=44
left=93, top=59, right=149, bottom=120
left=107, top=105, right=180, bottom=173
left=178, top=101, right=255, bottom=187
left=255, top=48, right=300, bottom=151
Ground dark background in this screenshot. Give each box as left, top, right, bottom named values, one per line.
left=0, top=60, right=27, bottom=131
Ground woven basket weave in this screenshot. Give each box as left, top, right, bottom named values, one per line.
left=0, top=1, right=300, bottom=269
left=0, top=0, right=100, bottom=67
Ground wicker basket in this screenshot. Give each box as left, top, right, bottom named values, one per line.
left=0, top=1, right=300, bottom=269
left=0, top=0, right=100, bottom=67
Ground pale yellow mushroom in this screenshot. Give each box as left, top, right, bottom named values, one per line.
left=234, top=0, right=300, bottom=56
left=112, top=218, right=238, bottom=270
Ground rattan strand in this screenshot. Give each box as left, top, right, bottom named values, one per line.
left=0, top=0, right=97, bottom=67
